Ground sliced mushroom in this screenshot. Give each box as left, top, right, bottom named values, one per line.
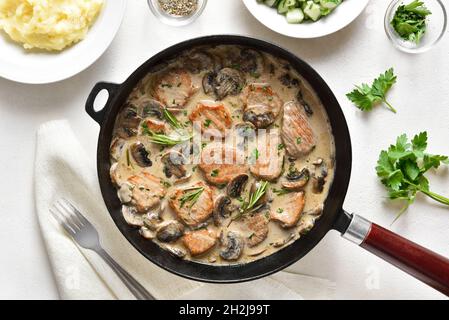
left=156, top=221, right=185, bottom=243
left=297, top=215, right=319, bottom=235
left=238, top=48, right=265, bottom=75
left=271, top=233, right=295, bottom=248
left=116, top=104, right=141, bottom=138
left=161, top=151, right=188, bottom=179
left=312, top=161, right=328, bottom=193
left=214, top=68, right=245, bottom=100
left=191, top=222, right=209, bottom=231
left=140, top=98, right=165, bottom=119
left=298, top=205, right=324, bottom=235
left=202, top=72, right=216, bottom=96
left=281, top=168, right=310, bottom=190
left=223, top=48, right=265, bottom=75
left=226, top=174, right=249, bottom=198
left=213, top=195, right=233, bottom=226
left=247, top=247, right=267, bottom=257
left=110, top=138, right=126, bottom=162
left=117, top=182, right=133, bottom=204
left=139, top=226, right=155, bottom=239
left=130, top=142, right=152, bottom=167
left=121, top=103, right=141, bottom=127
left=202, top=68, right=245, bottom=100
left=297, top=90, right=314, bottom=116
left=165, top=246, right=186, bottom=258
left=143, top=212, right=163, bottom=231
left=313, top=158, right=328, bottom=178
left=183, top=49, right=220, bottom=74
left=243, top=111, right=275, bottom=129
left=220, top=231, right=244, bottom=261
left=312, top=175, right=326, bottom=193
left=122, top=205, right=145, bottom=227
left=109, top=162, right=121, bottom=186
left=279, top=73, right=300, bottom=88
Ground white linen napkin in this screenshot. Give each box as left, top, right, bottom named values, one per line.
left=34, top=120, right=336, bottom=300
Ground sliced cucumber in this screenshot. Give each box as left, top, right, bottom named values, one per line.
left=304, top=1, right=321, bottom=21
left=277, top=0, right=289, bottom=14
left=277, top=0, right=296, bottom=14
left=320, top=0, right=341, bottom=10
left=320, top=7, right=332, bottom=16
left=264, top=0, right=279, bottom=7
left=262, top=0, right=343, bottom=24
left=286, top=8, right=304, bottom=24
left=285, top=0, right=296, bottom=7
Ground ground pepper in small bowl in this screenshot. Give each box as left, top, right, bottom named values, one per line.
left=148, top=0, right=207, bottom=26
left=158, top=0, right=198, bottom=17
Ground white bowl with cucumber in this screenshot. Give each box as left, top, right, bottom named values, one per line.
left=242, top=0, right=370, bottom=38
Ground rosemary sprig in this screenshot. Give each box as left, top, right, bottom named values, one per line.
left=272, top=187, right=293, bottom=196
left=142, top=123, right=191, bottom=146
left=180, top=187, right=204, bottom=208
left=163, top=108, right=183, bottom=129
left=125, top=149, right=134, bottom=169
left=233, top=181, right=269, bottom=221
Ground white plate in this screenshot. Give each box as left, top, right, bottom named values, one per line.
left=242, top=0, right=370, bottom=38
left=0, top=0, right=127, bottom=84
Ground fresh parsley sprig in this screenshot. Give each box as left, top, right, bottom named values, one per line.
left=346, top=68, right=397, bottom=113
left=376, top=131, right=449, bottom=222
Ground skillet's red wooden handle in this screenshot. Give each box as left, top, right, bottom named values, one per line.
left=343, top=215, right=449, bottom=296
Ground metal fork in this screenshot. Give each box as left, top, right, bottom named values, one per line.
left=50, top=198, right=155, bottom=300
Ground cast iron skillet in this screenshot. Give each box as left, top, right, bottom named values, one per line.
left=85, top=35, right=449, bottom=295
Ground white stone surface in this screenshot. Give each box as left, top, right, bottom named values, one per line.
left=0, top=0, right=448, bottom=299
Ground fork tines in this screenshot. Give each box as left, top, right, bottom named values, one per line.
left=50, top=198, right=89, bottom=235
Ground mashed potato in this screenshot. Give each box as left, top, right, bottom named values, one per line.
left=0, top=0, right=104, bottom=51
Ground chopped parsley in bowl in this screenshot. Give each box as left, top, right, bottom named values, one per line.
left=384, top=0, right=447, bottom=53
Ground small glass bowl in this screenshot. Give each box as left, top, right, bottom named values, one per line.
left=147, top=0, right=207, bottom=27
left=384, top=0, right=447, bottom=53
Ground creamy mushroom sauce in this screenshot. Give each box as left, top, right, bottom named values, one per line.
left=109, top=45, right=335, bottom=265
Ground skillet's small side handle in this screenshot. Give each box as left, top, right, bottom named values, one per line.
left=85, top=82, right=120, bottom=125
left=342, top=214, right=449, bottom=297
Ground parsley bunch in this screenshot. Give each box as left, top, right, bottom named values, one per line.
left=346, top=68, right=397, bottom=113
left=391, top=0, right=431, bottom=44
left=376, top=132, right=449, bottom=221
